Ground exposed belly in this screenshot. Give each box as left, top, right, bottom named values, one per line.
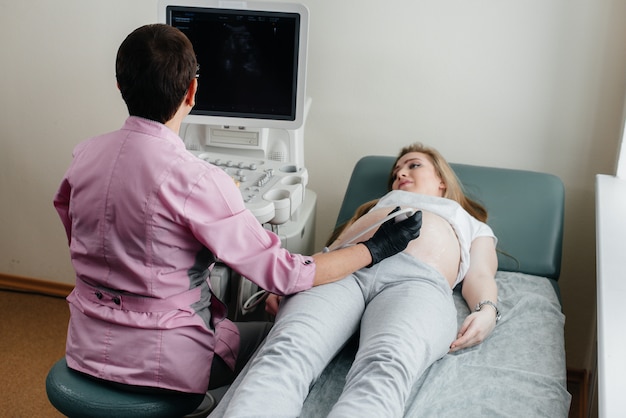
left=330, top=206, right=461, bottom=288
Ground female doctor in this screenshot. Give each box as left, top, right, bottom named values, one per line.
left=53, top=23, right=421, bottom=406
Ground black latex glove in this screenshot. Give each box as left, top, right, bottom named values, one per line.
left=361, top=207, right=422, bottom=267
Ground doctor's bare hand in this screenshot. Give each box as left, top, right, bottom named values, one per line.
left=362, top=207, right=422, bottom=267
left=265, top=294, right=282, bottom=316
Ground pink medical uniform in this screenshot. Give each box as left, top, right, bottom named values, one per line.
left=53, top=116, right=315, bottom=393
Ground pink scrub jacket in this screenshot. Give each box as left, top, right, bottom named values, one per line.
left=53, top=116, right=315, bottom=393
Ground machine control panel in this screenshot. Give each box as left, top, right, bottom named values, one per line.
left=192, top=151, right=308, bottom=225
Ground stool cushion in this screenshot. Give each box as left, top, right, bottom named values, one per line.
left=46, top=358, right=204, bottom=418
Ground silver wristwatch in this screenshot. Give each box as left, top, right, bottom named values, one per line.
left=475, top=300, right=501, bottom=323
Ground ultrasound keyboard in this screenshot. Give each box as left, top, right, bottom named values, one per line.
left=191, top=151, right=308, bottom=225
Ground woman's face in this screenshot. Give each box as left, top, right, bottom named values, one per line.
left=390, top=152, right=446, bottom=197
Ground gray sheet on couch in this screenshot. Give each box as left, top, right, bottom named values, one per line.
left=211, top=271, right=571, bottom=417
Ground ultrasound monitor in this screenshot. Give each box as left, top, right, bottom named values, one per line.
left=158, top=0, right=309, bottom=130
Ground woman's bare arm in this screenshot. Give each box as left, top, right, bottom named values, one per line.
left=449, top=236, right=498, bottom=352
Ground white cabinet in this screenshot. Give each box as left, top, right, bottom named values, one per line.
left=595, top=174, right=626, bottom=418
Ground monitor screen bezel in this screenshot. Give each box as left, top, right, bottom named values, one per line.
left=158, top=0, right=309, bottom=130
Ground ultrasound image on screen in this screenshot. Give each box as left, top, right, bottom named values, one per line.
left=168, top=7, right=300, bottom=121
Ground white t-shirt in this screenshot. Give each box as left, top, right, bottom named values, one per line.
left=373, top=190, right=497, bottom=286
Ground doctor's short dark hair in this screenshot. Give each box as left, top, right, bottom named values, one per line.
left=115, top=24, right=197, bottom=124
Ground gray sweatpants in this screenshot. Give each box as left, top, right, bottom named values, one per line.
left=222, top=253, right=457, bottom=418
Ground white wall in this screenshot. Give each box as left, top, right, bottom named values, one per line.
left=2, top=0, right=626, bottom=372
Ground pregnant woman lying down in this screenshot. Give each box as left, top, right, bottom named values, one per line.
left=218, top=143, right=499, bottom=418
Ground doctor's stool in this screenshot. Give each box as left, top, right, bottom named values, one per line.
left=45, top=357, right=205, bottom=418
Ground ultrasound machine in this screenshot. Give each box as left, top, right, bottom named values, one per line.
left=158, top=0, right=315, bottom=319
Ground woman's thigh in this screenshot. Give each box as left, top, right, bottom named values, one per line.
left=222, top=277, right=366, bottom=416
left=357, top=257, right=457, bottom=376
left=361, top=278, right=456, bottom=362
left=328, top=260, right=457, bottom=417
left=271, top=276, right=366, bottom=361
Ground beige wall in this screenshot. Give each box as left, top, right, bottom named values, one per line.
left=2, top=0, right=626, bottom=372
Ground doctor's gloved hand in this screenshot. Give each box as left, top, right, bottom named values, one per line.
left=361, top=207, right=422, bottom=267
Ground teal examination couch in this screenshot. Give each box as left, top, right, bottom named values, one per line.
left=212, top=155, right=572, bottom=417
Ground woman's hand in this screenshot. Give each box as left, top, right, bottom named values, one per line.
left=265, top=293, right=282, bottom=316
left=449, top=309, right=497, bottom=352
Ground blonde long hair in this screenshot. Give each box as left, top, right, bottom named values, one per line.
left=326, top=143, right=488, bottom=246
left=390, top=143, right=487, bottom=222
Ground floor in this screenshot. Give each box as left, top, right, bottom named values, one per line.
left=0, top=289, right=67, bottom=417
